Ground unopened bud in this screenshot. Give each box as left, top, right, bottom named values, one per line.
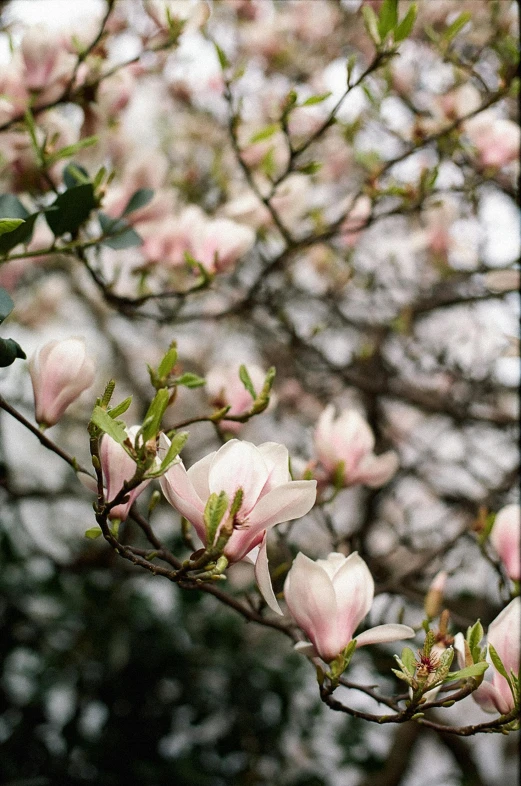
left=424, top=571, right=447, bottom=619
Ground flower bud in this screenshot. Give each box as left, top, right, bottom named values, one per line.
left=424, top=571, right=448, bottom=619
left=29, top=338, right=96, bottom=427
left=100, top=426, right=152, bottom=521
left=490, top=504, right=520, bottom=581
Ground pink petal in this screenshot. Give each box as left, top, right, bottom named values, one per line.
left=353, top=451, right=399, bottom=488
left=355, top=624, right=415, bottom=648
left=246, top=480, right=317, bottom=534
left=187, top=451, right=215, bottom=501
left=253, top=532, right=283, bottom=615
left=208, top=440, right=269, bottom=514
left=473, top=681, right=512, bottom=715
left=331, top=552, right=375, bottom=642
left=160, top=460, right=205, bottom=538
left=257, top=442, right=290, bottom=492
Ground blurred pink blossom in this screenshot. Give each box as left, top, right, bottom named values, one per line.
left=490, top=503, right=520, bottom=581
left=100, top=426, right=153, bottom=521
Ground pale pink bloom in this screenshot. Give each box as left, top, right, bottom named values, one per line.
left=191, top=217, right=255, bottom=274
left=161, top=438, right=315, bottom=560
left=100, top=426, right=153, bottom=521
left=340, top=196, right=372, bottom=248
left=97, top=68, right=135, bottom=117
left=29, top=338, right=95, bottom=427
left=206, top=364, right=276, bottom=433
left=284, top=551, right=415, bottom=662
left=472, top=598, right=520, bottom=715
left=424, top=570, right=448, bottom=619
left=145, top=0, right=210, bottom=30
left=490, top=504, right=520, bottom=581
left=465, top=111, right=520, bottom=169
left=21, top=27, right=76, bottom=98
left=314, top=405, right=399, bottom=488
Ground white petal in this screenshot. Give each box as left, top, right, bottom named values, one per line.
left=257, top=442, right=290, bottom=490
left=253, top=532, right=283, bottom=615
left=354, top=451, right=399, bottom=488
left=355, top=624, right=415, bottom=648
left=246, top=480, right=317, bottom=534
left=187, top=451, right=215, bottom=500
left=160, top=460, right=205, bottom=535
left=331, top=552, right=374, bottom=639
left=208, top=440, right=269, bottom=512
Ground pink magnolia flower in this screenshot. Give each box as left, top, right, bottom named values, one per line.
left=100, top=426, right=153, bottom=521
left=190, top=216, right=256, bottom=274
left=471, top=598, right=520, bottom=715
left=490, top=504, right=520, bottom=581
left=284, top=551, right=415, bottom=662
left=206, top=363, right=276, bottom=433
left=464, top=111, right=520, bottom=169
left=29, top=338, right=95, bottom=428
left=160, top=439, right=316, bottom=611
left=314, top=405, right=399, bottom=488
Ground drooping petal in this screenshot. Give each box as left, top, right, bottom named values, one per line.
left=253, top=532, right=282, bottom=615
left=353, top=450, right=399, bottom=488
left=208, top=440, right=269, bottom=513
left=473, top=680, right=512, bottom=715
left=245, top=479, right=317, bottom=534
left=487, top=597, right=520, bottom=677
left=284, top=553, right=341, bottom=662
left=355, top=624, right=416, bottom=648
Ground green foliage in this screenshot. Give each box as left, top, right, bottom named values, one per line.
left=98, top=212, right=143, bottom=249
left=139, top=388, right=170, bottom=444
left=444, top=661, right=489, bottom=683
left=249, top=123, right=280, bottom=144
left=0, top=218, right=25, bottom=237
left=122, top=188, right=155, bottom=217
left=46, top=183, right=96, bottom=236
left=174, top=372, right=206, bottom=388
left=91, top=405, right=128, bottom=444
left=0, top=288, right=26, bottom=366
left=0, top=195, right=39, bottom=254
left=204, top=490, right=229, bottom=547
left=239, top=364, right=257, bottom=399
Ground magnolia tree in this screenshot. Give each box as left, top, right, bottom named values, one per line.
left=0, top=0, right=519, bottom=783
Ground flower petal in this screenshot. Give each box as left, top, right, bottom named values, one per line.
left=353, top=451, right=399, bottom=488
left=208, top=440, right=269, bottom=513
left=355, top=624, right=415, bottom=648
left=246, top=480, right=317, bottom=534
left=253, top=532, right=283, bottom=615
left=187, top=451, right=215, bottom=500
left=473, top=681, right=512, bottom=715
left=331, top=552, right=375, bottom=642
left=257, top=442, right=290, bottom=491
left=160, top=460, right=205, bottom=538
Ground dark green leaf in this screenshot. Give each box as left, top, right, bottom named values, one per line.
left=122, top=188, right=155, bottom=217
left=98, top=213, right=143, bottom=249
left=46, top=183, right=96, bottom=236
left=0, top=212, right=38, bottom=255
left=0, top=337, right=26, bottom=366
left=0, top=194, right=29, bottom=220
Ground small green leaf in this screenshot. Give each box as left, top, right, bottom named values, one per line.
left=394, top=3, right=417, bottom=42
left=249, top=124, right=280, bottom=144
left=157, top=345, right=178, bottom=380
left=107, top=397, right=133, bottom=419
left=46, top=183, right=96, bottom=236
left=442, top=11, right=472, bottom=43
left=377, top=0, right=398, bottom=39
left=204, top=490, right=229, bottom=547
left=98, top=213, right=143, bottom=249
left=362, top=4, right=381, bottom=45
left=300, top=92, right=332, bottom=107
left=153, top=431, right=189, bottom=475
left=239, top=364, right=257, bottom=399
left=84, top=527, right=102, bottom=539
left=47, top=136, right=98, bottom=165
left=122, top=188, right=154, bottom=217
left=466, top=620, right=484, bottom=662
left=401, top=647, right=417, bottom=674
left=444, top=662, right=489, bottom=682
left=489, top=643, right=511, bottom=683
left=0, top=288, right=14, bottom=323
left=91, top=405, right=128, bottom=444
left=215, top=42, right=229, bottom=70
left=0, top=209, right=38, bottom=255
left=297, top=161, right=322, bottom=175
left=139, top=388, right=170, bottom=443
left=0, top=337, right=26, bottom=367
left=175, top=372, right=206, bottom=388
left=0, top=218, right=25, bottom=237
left=63, top=162, right=90, bottom=188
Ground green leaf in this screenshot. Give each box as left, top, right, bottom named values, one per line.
left=204, top=490, right=229, bottom=547
left=0, top=288, right=14, bottom=323
left=46, top=183, right=96, bottom=236
left=466, top=620, right=484, bottom=662
left=153, top=431, right=189, bottom=475
left=0, top=337, right=26, bottom=367
left=297, top=161, right=322, bottom=175
left=139, top=388, right=170, bottom=443
left=300, top=92, right=332, bottom=107
left=91, top=405, right=128, bottom=444
left=157, top=345, right=178, bottom=380
left=107, top=397, right=133, bottom=419
left=214, top=42, right=229, bottom=70
left=239, top=364, right=257, bottom=399
left=122, top=188, right=154, bottom=217
left=362, top=4, right=381, bottom=45
left=63, top=162, right=90, bottom=188
left=394, top=3, right=417, bottom=42
left=175, top=372, right=206, bottom=388
left=0, top=218, right=25, bottom=237
left=489, top=643, right=511, bottom=683
left=0, top=212, right=38, bottom=255
left=444, top=662, right=489, bottom=682
left=84, top=527, right=102, bottom=539
left=249, top=124, right=280, bottom=144
left=378, top=0, right=398, bottom=39
left=442, top=11, right=472, bottom=43
left=98, top=213, right=143, bottom=249
left=47, top=136, right=98, bottom=165
left=401, top=646, right=417, bottom=674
